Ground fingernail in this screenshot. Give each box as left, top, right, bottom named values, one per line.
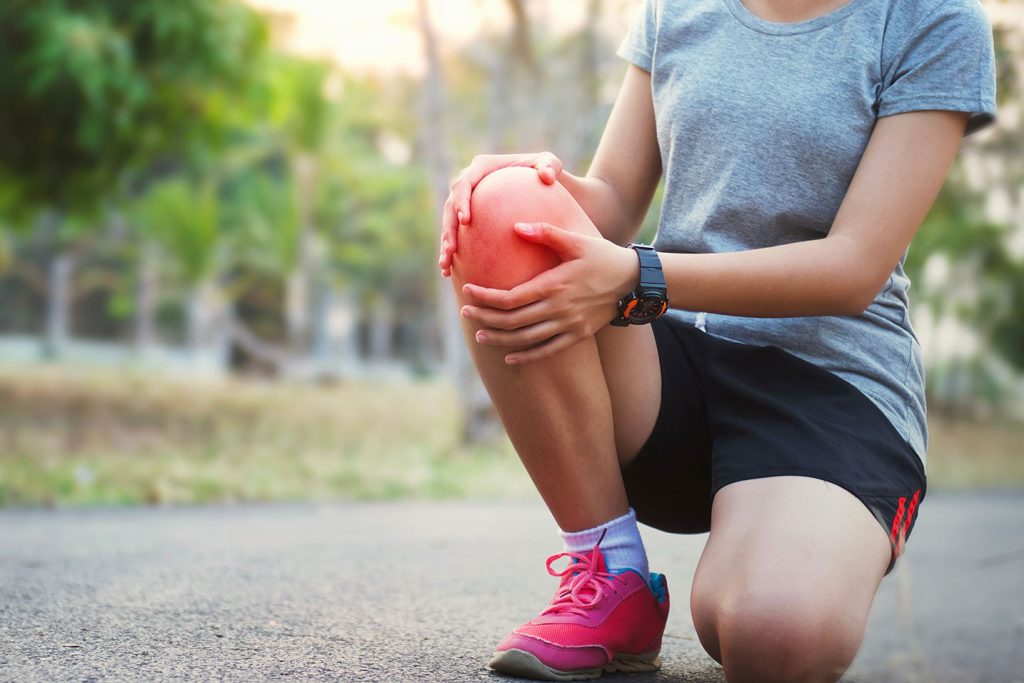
left=461, top=307, right=470, bottom=318
left=514, top=222, right=534, bottom=234
left=506, top=357, right=518, bottom=365
left=457, top=210, right=465, bottom=223
left=475, top=332, right=487, bottom=343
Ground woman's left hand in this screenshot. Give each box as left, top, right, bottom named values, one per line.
left=460, top=222, right=638, bottom=365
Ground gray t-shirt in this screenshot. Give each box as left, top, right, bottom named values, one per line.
left=618, top=0, right=997, bottom=463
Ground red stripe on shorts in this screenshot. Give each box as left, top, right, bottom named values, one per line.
left=889, top=496, right=906, bottom=545
left=902, top=489, right=921, bottom=539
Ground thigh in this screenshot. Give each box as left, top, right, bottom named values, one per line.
left=691, top=476, right=890, bottom=663
left=612, top=318, right=715, bottom=533
left=594, top=323, right=660, bottom=467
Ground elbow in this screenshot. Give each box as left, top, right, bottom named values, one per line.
left=838, top=276, right=887, bottom=316
left=825, top=237, right=890, bottom=316
left=840, top=292, right=873, bottom=316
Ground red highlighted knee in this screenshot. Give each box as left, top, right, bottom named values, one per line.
left=451, top=166, right=597, bottom=290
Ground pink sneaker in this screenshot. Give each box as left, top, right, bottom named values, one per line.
left=489, top=541, right=670, bottom=681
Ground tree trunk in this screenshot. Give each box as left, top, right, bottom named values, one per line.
left=505, top=0, right=545, bottom=151
left=135, top=243, right=159, bottom=355
left=187, top=279, right=216, bottom=352
left=416, top=0, right=501, bottom=445
left=187, top=280, right=231, bottom=372
left=286, top=155, right=319, bottom=352
left=45, top=252, right=73, bottom=359
left=367, top=293, right=393, bottom=362
left=564, top=0, right=603, bottom=171
left=309, top=283, right=360, bottom=374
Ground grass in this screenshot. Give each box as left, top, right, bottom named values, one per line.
left=0, top=365, right=1021, bottom=507
left=923, top=416, right=1024, bottom=490
left=0, top=365, right=535, bottom=506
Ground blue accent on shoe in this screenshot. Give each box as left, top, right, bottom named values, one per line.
left=612, top=567, right=645, bottom=578
left=648, top=572, right=668, bottom=603
left=613, top=567, right=665, bottom=599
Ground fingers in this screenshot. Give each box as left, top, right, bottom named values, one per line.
left=461, top=300, right=547, bottom=331
left=461, top=280, right=546, bottom=311
left=451, top=154, right=500, bottom=225
left=451, top=152, right=565, bottom=226
left=464, top=301, right=582, bottom=365
left=451, top=177, right=472, bottom=226
left=533, top=152, right=563, bottom=185
left=438, top=192, right=462, bottom=276
left=473, top=319, right=561, bottom=350
left=512, top=222, right=582, bottom=259
left=505, top=333, right=581, bottom=366
left=438, top=239, right=452, bottom=277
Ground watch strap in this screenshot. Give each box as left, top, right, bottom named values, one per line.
left=631, top=244, right=667, bottom=292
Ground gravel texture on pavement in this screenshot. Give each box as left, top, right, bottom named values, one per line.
left=1, top=492, right=1022, bottom=682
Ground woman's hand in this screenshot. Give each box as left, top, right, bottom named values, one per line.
left=460, top=222, right=638, bottom=365
left=439, top=152, right=563, bottom=278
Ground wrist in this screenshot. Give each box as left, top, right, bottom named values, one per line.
left=613, top=244, right=641, bottom=306
left=610, top=244, right=669, bottom=327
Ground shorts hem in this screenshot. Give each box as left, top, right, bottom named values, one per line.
left=712, top=469, right=926, bottom=576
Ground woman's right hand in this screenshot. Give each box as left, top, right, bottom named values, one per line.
left=438, top=151, right=563, bottom=278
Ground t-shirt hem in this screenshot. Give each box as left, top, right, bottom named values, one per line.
left=687, top=313, right=929, bottom=467
left=877, top=95, right=997, bottom=135
left=616, top=45, right=653, bottom=73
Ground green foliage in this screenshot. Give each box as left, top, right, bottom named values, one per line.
left=317, top=156, right=434, bottom=290
left=265, top=58, right=334, bottom=153
left=908, top=173, right=1024, bottom=374
left=133, top=178, right=220, bottom=285
left=224, top=169, right=301, bottom=277
left=0, top=0, right=268, bottom=216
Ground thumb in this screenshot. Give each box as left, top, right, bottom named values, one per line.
left=513, top=222, right=581, bottom=259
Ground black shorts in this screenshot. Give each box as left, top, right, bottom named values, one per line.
left=620, top=315, right=927, bottom=574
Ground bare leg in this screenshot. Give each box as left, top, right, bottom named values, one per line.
left=450, top=167, right=659, bottom=532
left=690, top=476, right=891, bottom=682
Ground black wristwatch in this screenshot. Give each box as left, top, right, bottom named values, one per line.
left=610, top=244, right=669, bottom=327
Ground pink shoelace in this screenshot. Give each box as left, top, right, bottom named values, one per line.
left=540, top=541, right=620, bottom=619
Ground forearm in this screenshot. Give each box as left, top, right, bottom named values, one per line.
left=653, top=235, right=878, bottom=318
left=558, top=171, right=640, bottom=246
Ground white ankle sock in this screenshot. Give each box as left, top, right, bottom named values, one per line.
left=559, top=508, right=650, bottom=579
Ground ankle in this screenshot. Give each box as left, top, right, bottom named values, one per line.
left=559, top=507, right=650, bottom=578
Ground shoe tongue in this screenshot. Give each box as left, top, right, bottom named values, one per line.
left=556, top=547, right=609, bottom=589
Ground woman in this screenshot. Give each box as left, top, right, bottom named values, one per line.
left=437, top=0, right=997, bottom=680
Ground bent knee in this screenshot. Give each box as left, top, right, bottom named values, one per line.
left=695, top=587, right=863, bottom=683
left=451, top=166, right=598, bottom=290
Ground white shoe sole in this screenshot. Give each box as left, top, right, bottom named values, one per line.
left=489, top=648, right=662, bottom=681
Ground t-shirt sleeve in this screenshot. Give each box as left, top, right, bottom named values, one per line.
left=877, top=1, right=998, bottom=136
left=616, top=0, right=658, bottom=72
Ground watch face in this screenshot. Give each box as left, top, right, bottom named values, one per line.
left=629, top=294, right=667, bottom=322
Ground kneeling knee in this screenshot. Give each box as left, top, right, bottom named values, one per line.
left=701, top=591, right=861, bottom=683
left=451, top=166, right=595, bottom=290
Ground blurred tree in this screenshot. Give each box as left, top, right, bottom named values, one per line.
left=0, top=0, right=268, bottom=358
left=262, top=57, right=333, bottom=350
left=417, top=0, right=501, bottom=442
left=0, top=0, right=267, bottom=215
left=133, top=177, right=227, bottom=355
left=905, top=22, right=1024, bottom=416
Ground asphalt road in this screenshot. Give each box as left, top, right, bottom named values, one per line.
left=1, top=493, right=1022, bottom=682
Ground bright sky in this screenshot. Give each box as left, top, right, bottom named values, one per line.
left=245, top=0, right=639, bottom=76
